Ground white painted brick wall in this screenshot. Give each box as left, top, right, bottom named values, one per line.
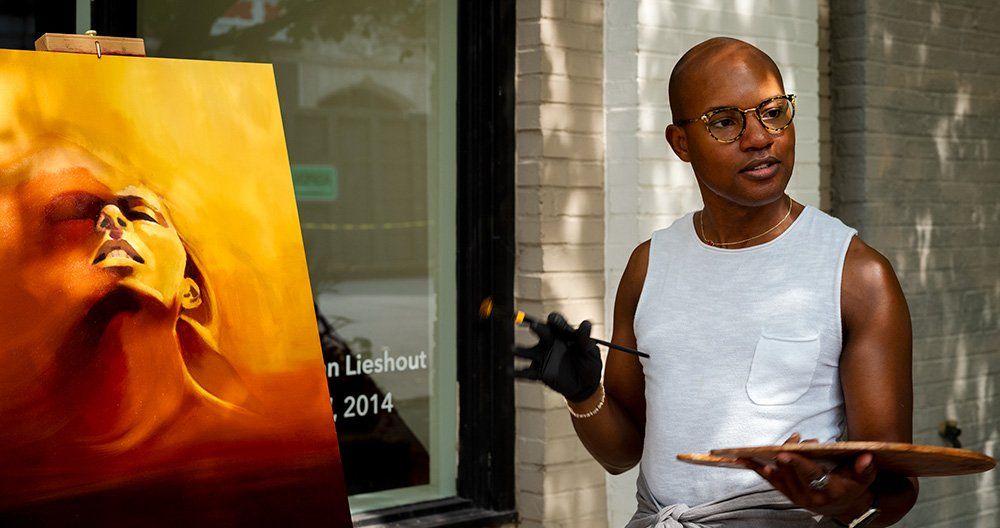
left=516, top=0, right=608, bottom=526
left=830, top=2, right=1000, bottom=526
left=604, top=1, right=824, bottom=525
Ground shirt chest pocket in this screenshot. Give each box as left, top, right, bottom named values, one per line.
left=746, top=331, right=821, bottom=405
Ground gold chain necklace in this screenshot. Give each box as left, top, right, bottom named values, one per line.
left=699, top=195, right=793, bottom=247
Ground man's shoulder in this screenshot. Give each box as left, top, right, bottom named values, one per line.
left=632, top=238, right=651, bottom=260
left=841, top=235, right=906, bottom=324
left=622, top=239, right=651, bottom=285
left=843, top=236, right=896, bottom=289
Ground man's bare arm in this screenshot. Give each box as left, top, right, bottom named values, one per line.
left=838, top=236, right=918, bottom=526
left=567, top=241, right=648, bottom=473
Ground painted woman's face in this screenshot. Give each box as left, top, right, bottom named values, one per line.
left=0, top=144, right=193, bottom=400
left=87, top=185, right=187, bottom=307
left=0, top=145, right=188, bottom=315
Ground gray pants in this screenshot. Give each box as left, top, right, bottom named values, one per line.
left=624, top=470, right=841, bottom=528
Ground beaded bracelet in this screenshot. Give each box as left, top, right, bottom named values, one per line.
left=567, top=384, right=605, bottom=419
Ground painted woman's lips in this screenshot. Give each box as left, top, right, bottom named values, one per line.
left=740, top=156, right=781, bottom=180
left=93, top=239, right=145, bottom=264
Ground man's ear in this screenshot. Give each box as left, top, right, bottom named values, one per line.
left=665, top=124, right=691, bottom=162
left=180, top=277, right=202, bottom=310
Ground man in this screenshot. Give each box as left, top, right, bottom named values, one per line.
left=515, top=38, right=917, bottom=526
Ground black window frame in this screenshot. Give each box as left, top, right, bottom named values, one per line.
left=91, top=1, right=518, bottom=526
left=2, top=0, right=77, bottom=49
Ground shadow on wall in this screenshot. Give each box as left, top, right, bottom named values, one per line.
left=852, top=3, right=998, bottom=526
left=515, top=4, right=610, bottom=526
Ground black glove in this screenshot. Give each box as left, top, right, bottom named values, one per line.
left=513, top=312, right=602, bottom=402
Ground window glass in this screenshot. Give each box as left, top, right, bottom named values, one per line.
left=138, top=0, right=457, bottom=512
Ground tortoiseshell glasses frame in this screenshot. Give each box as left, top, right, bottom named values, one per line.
left=674, top=94, right=797, bottom=143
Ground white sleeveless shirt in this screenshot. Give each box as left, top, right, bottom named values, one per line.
left=634, top=204, right=858, bottom=507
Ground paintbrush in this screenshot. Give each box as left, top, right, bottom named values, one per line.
left=479, top=297, right=649, bottom=358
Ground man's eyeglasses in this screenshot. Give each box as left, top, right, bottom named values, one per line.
left=674, top=94, right=796, bottom=143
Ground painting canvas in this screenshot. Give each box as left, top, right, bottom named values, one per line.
left=0, top=49, right=351, bottom=526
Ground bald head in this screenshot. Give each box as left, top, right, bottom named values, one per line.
left=668, top=38, right=783, bottom=121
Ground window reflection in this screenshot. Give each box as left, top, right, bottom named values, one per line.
left=140, top=0, right=454, bottom=509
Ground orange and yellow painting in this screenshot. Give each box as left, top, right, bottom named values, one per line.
left=0, top=49, right=350, bottom=525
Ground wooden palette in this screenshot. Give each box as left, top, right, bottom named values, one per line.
left=677, top=442, right=996, bottom=477
left=677, top=453, right=754, bottom=470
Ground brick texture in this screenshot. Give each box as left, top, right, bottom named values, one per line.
left=830, top=1, right=1000, bottom=527
left=819, top=0, right=833, bottom=212
left=515, top=0, right=607, bottom=526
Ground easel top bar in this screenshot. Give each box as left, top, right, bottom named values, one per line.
left=34, top=32, right=146, bottom=57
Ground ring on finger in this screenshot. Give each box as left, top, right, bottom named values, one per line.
left=808, top=470, right=831, bottom=491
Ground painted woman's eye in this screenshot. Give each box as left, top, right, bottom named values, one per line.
left=44, top=192, right=104, bottom=224
left=125, top=208, right=158, bottom=224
